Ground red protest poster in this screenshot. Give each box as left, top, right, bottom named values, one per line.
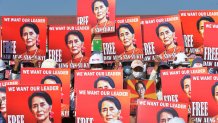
left=203, top=22, right=218, bottom=67
left=191, top=74, right=218, bottom=122
left=142, top=15, right=184, bottom=62
left=1, top=16, right=47, bottom=61
left=161, top=67, right=207, bottom=104
left=137, top=99, right=188, bottom=123
left=115, top=16, right=143, bottom=61
left=77, top=0, right=115, bottom=34
left=126, top=79, right=157, bottom=115
left=74, top=70, right=123, bottom=90
left=179, top=10, right=218, bottom=55
left=20, top=68, right=71, bottom=117
left=6, top=85, right=61, bottom=123
left=48, top=24, right=91, bottom=69
left=76, top=89, right=130, bottom=123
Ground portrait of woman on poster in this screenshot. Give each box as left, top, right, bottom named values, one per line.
left=135, top=81, right=146, bottom=99
left=41, top=75, right=69, bottom=115
left=117, top=23, right=143, bottom=58
left=155, top=22, right=183, bottom=61
left=196, top=16, right=215, bottom=55
left=20, top=22, right=45, bottom=58
left=98, top=96, right=122, bottom=123
left=65, top=30, right=89, bottom=63
left=91, top=0, right=114, bottom=34
left=28, top=91, right=54, bottom=123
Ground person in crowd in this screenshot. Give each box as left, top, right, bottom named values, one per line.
left=0, top=60, right=8, bottom=80
left=41, top=59, right=57, bottom=68
left=89, top=51, right=104, bottom=70
left=191, top=57, right=203, bottom=68
left=171, top=53, right=190, bottom=69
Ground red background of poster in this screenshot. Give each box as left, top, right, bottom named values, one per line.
left=76, top=89, right=130, bottom=123
left=191, top=74, right=218, bottom=117
left=204, top=22, right=218, bottom=47
left=77, top=0, right=115, bottom=27
left=115, top=16, right=143, bottom=56
left=179, top=10, right=218, bottom=49
left=6, top=85, right=61, bottom=123
left=137, top=99, right=188, bottom=123
left=142, top=15, right=184, bottom=56
left=1, top=16, right=47, bottom=55
left=20, top=68, right=71, bottom=105
left=49, top=24, right=91, bottom=63
left=161, top=67, right=207, bottom=104
left=74, top=70, right=123, bottom=90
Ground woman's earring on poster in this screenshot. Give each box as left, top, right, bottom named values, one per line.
left=133, top=38, right=136, bottom=45
left=106, top=11, right=110, bottom=18
left=49, top=111, right=54, bottom=119
left=82, top=46, right=86, bottom=54
left=36, top=39, right=40, bottom=47
left=173, top=37, right=177, bottom=42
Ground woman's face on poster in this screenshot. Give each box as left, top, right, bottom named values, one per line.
left=67, top=34, right=83, bottom=55
left=119, top=27, right=134, bottom=48
left=158, top=26, right=175, bottom=47
left=22, top=26, right=39, bottom=48
left=31, top=96, right=52, bottom=122
left=100, top=100, right=121, bottom=123
left=93, top=1, right=108, bottom=21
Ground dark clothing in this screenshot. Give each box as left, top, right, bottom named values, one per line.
left=0, top=113, right=6, bottom=123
